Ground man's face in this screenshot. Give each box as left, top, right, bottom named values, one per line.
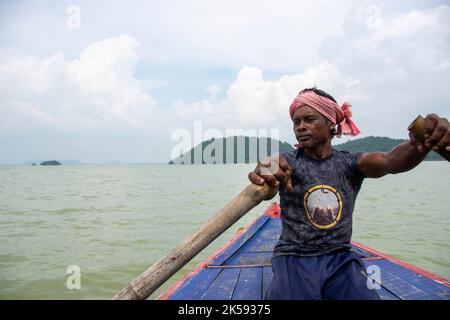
left=292, top=106, right=333, bottom=148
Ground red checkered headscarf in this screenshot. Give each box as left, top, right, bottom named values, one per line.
left=289, top=90, right=360, bottom=137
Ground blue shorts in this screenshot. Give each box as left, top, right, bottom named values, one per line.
left=267, top=250, right=381, bottom=300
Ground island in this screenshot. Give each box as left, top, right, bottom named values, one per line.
left=40, top=160, right=62, bottom=166
left=169, top=136, right=294, bottom=165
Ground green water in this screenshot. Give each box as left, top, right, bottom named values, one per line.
left=0, top=162, right=449, bottom=299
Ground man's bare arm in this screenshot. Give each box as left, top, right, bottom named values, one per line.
left=358, top=114, right=449, bottom=178
left=358, top=142, right=428, bottom=178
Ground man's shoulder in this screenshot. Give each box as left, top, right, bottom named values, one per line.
left=332, top=149, right=366, bottom=178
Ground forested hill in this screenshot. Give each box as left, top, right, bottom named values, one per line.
left=334, top=136, right=440, bottom=160
left=169, top=135, right=441, bottom=164
left=169, top=136, right=294, bottom=164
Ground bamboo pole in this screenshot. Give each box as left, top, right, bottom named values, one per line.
left=113, top=183, right=277, bottom=300
left=408, top=115, right=450, bottom=161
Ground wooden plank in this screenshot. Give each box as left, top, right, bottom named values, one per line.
left=232, top=267, right=263, bottom=300
left=212, top=217, right=278, bottom=267
left=351, top=245, right=376, bottom=259
left=380, top=261, right=450, bottom=298
left=224, top=251, right=273, bottom=266
left=169, top=268, right=222, bottom=300
left=200, top=268, right=241, bottom=300
left=364, top=261, right=431, bottom=299
left=377, top=287, right=401, bottom=300
left=210, top=216, right=270, bottom=266
left=243, top=220, right=280, bottom=251
left=365, top=260, right=450, bottom=300
left=354, top=240, right=450, bottom=287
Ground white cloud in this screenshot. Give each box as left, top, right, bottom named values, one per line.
left=176, top=4, right=450, bottom=143
left=0, top=53, right=65, bottom=95
left=318, top=3, right=450, bottom=135
left=1, top=1, right=449, bottom=163
left=0, top=0, right=353, bottom=71
left=175, top=62, right=360, bottom=142
left=206, top=85, right=220, bottom=100
left=0, top=34, right=157, bottom=136
left=67, top=35, right=140, bottom=94
left=375, top=6, right=449, bottom=38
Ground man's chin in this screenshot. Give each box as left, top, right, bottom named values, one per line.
left=298, top=141, right=312, bottom=148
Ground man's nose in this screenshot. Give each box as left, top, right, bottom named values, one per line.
left=296, top=121, right=306, bottom=132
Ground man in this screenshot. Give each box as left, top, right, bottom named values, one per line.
left=248, top=87, right=450, bottom=300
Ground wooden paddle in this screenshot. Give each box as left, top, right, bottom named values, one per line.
left=113, top=182, right=278, bottom=300
left=408, top=115, right=450, bottom=161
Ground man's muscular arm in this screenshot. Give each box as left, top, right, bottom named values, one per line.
left=358, top=114, right=449, bottom=178
left=358, top=142, right=428, bottom=178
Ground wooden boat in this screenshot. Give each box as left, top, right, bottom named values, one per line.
left=159, top=203, right=450, bottom=300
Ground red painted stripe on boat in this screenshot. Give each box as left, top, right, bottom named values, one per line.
left=263, top=202, right=280, bottom=218
left=352, top=240, right=450, bottom=287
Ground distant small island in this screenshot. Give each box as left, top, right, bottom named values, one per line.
left=40, top=160, right=61, bottom=166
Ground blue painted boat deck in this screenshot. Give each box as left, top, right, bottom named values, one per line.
left=161, top=209, right=450, bottom=300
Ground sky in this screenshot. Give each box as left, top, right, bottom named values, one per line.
left=0, top=0, right=449, bottom=163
